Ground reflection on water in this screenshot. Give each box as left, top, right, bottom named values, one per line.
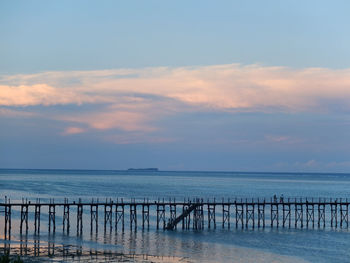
left=1, top=227, right=317, bottom=263
left=2, top=234, right=313, bottom=263
left=1, top=233, right=193, bottom=262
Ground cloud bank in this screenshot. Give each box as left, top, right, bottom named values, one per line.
left=2, top=64, right=350, bottom=110
left=1, top=63, right=350, bottom=136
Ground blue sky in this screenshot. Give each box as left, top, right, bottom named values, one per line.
left=0, top=1, right=349, bottom=172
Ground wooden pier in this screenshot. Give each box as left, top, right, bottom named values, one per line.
left=0, top=197, right=349, bottom=236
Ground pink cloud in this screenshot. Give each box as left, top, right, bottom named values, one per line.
left=0, top=84, right=110, bottom=107
left=1, top=64, right=350, bottom=113
left=58, top=110, right=155, bottom=132
left=62, top=127, right=85, bottom=135
left=2, top=64, right=350, bottom=142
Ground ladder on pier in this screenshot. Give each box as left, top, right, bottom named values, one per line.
left=165, top=203, right=199, bottom=230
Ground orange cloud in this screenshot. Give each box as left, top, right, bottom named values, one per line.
left=62, top=127, right=85, bottom=135
left=1, top=64, right=350, bottom=112
left=0, top=84, right=110, bottom=107
left=1, top=64, right=350, bottom=141
left=58, top=110, right=155, bottom=132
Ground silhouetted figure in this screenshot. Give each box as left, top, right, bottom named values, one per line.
left=280, top=194, right=284, bottom=203
left=273, top=194, right=277, bottom=202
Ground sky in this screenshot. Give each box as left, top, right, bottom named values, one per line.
left=0, top=0, right=350, bottom=172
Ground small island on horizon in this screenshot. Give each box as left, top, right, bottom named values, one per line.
left=127, top=168, right=159, bottom=171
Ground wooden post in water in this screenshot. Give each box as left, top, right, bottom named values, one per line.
left=49, top=199, right=56, bottom=233
left=4, top=197, right=11, bottom=239
left=4, top=204, right=11, bottom=238
left=282, top=198, right=291, bottom=228
left=182, top=200, right=191, bottom=230
left=34, top=238, right=40, bottom=256
left=207, top=198, right=216, bottom=229
left=193, top=198, right=204, bottom=230
left=115, top=198, right=125, bottom=231
left=20, top=198, right=29, bottom=234
left=77, top=199, right=83, bottom=236
left=3, top=204, right=11, bottom=253
left=245, top=198, right=254, bottom=229
left=235, top=199, right=244, bottom=229
left=156, top=198, right=166, bottom=230
left=306, top=198, right=314, bottom=228
left=142, top=198, right=150, bottom=229
left=317, top=198, right=325, bottom=228
left=331, top=198, right=338, bottom=228
left=130, top=198, right=137, bottom=231
left=34, top=199, right=41, bottom=234
left=20, top=234, right=28, bottom=256
left=201, top=199, right=205, bottom=229
left=222, top=198, right=230, bottom=229
left=90, top=199, right=98, bottom=234
left=63, top=198, right=70, bottom=234
left=295, top=198, right=303, bottom=228
left=169, top=198, right=177, bottom=229
left=104, top=198, right=113, bottom=233
left=193, top=199, right=199, bottom=230
left=257, top=198, right=265, bottom=228
left=3, top=196, right=350, bottom=234
left=48, top=239, right=54, bottom=257
left=271, top=198, right=279, bottom=228
left=340, top=198, right=348, bottom=228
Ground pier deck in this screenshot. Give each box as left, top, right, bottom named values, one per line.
left=0, top=197, right=349, bottom=235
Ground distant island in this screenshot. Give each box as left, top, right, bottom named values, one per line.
left=127, top=168, right=159, bottom=171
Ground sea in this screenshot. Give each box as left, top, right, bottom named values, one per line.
left=1, top=169, right=350, bottom=263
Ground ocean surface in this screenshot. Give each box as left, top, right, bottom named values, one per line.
left=1, top=169, right=350, bottom=262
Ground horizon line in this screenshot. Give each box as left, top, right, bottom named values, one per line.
left=0, top=167, right=349, bottom=175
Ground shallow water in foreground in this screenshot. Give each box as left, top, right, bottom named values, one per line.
left=1, top=169, right=350, bottom=262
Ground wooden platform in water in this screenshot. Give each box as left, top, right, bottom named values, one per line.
left=0, top=197, right=349, bottom=236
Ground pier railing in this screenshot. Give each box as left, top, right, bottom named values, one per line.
left=0, top=197, right=349, bottom=236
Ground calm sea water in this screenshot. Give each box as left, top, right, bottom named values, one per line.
left=1, top=169, right=350, bottom=262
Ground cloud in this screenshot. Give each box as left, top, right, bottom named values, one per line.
left=1, top=64, right=350, bottom=143
left=294, top=159, right=350, bottom=172
left=265, top=135, right=290, bottom=143
left=326, top=161, right=350, bottom=169
left=58, top=110, right=155, bottom=132
left=62, top=127, right=86, bottom=135
left=0, top=108, right=37, bottom=118
left=265, top=135, right=303, bottom=144
left=1, top=64, right=349, bottom=113
left=271, top=160, right=350, bottom=172
left=0, top=84, right=108, bottom=107
left=304, top=159, right=317, bottom=167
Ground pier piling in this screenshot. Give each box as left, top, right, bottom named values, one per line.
left=257, top=199, right=265, bottom=228
left=115, top=199, right=125, bottom=231
left=77, top=199, right=83, bottom=236
left=222, top=198, right=230, bottom=229
left=34, top=200, right=41, bottom=234
left=1, top=196, right=350, bottom=234
left=207, top=199, right=216, bottom=229
left=142, top=198, right=150, bottom=229
left=63, top=198, right=70, bottom=234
